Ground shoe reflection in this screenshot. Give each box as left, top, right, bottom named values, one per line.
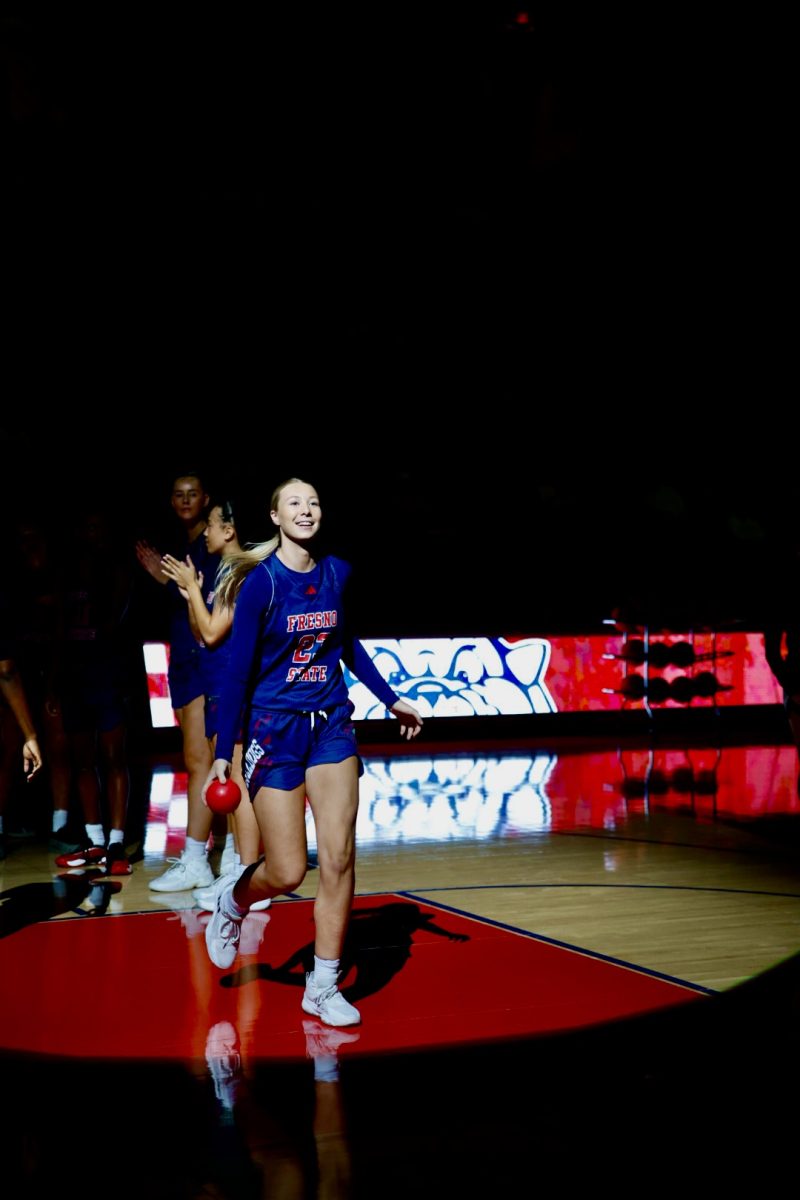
left=169, top=906, right=270, bottom=954
left=205, top=1020, right=242, bottom=1117
left=0, top=876, right=122, bottom=938
left=303, top=1018, right=360, bottom=1080
left=201, top=1017, right=356, bottom=1198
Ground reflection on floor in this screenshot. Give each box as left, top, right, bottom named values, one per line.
left=4, top=952, right=798, bottom=1197
left=143, top=742, right=800, bottom=857
left=0, top=893, right=711, bottom=1060
left=1, top=737, right=799, bottom=1195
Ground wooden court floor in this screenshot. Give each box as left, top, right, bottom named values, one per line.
left=2, top=734, right=799, bottom=1196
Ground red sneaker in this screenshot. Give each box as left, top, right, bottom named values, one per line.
left=105, top=842, right=132, bottom=876
left=54, top=843, right=106, bottom=868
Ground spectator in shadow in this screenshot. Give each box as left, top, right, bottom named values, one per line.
left=2, top=513, right=75, bottom=849
left=0, top=578, right=43, bottom=857
left=52, top=503, right=136, bottom=876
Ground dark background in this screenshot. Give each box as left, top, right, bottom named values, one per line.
left=2, top=6, right=794, bottom=638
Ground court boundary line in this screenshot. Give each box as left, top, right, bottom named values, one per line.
left=393, top=889, right=717, bottom=994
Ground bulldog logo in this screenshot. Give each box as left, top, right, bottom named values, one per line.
left=343, top=637, right=557, bottom=719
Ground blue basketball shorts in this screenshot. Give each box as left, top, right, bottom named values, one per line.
left=168, top=648, right=207, bottom=711
left=242, top=701, right=363, bottom=795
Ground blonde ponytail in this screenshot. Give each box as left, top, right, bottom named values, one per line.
left=214, top=535, right=279, bottom=608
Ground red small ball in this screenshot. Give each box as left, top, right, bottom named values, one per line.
left=206, top=778, right=241, bottom=814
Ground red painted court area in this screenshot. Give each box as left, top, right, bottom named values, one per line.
left=0, top=893, right=707, bottom=1061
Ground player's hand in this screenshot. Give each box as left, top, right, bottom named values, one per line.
left=202, top=759, right=231, bottom=806
left=136, top=540, right=167, bottom=583
left=161, top=553, right=199, bottom=590
left=390, top=700, right=423, bottom=741
left=23, top=737, right=43, bottom=779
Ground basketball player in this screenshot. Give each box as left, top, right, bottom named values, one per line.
left=161, top=493, right=269, bottom=912
left=136, top=472, right=219, bottom=892
left=201, top=477, right=423, bottom=1026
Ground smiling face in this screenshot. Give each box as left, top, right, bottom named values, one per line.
left=270, top=479, right=321, bottom=546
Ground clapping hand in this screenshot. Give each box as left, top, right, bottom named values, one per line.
left=135, top=539, right=167, bottom=583
left=161, top=554, right=202, bottom=600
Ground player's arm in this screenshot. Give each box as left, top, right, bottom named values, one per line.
left=0, top=658, right=43, bottom=778
left=342, top=639, right=423, bottom=741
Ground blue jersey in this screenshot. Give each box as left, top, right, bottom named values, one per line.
left=215, top=553, right=398, bottom=762
left=166, top=531, right=220, bottom=668
left=202, top=568, right=232, bottom=700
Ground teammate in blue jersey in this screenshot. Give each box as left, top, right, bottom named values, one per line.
left=136, top=472, right=220, bottom=891
left=201, top=477, right=423, bottom=1026
left=161, top=493, right=269, bottom=914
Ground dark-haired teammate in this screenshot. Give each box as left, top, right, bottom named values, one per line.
left=136, top=473, right=220, bottom=891
left=161, top=494, right=269, bottom=914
